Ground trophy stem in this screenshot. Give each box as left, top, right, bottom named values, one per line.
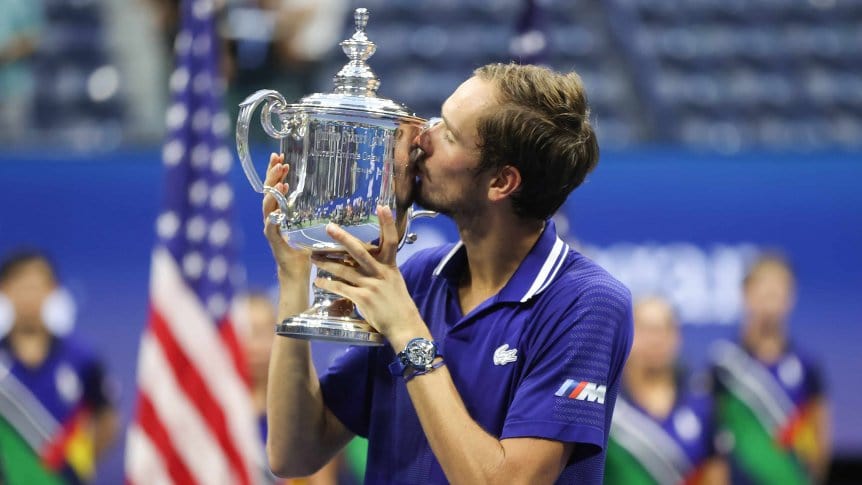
left=275, top=267, right=385, bottom=346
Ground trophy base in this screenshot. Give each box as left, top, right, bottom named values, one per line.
left=276, top=315, right=385, bottom=346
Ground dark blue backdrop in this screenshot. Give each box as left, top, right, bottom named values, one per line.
left=1, top=148, right=859, bottom=483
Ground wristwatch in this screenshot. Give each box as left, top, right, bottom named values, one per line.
left=388, top=337, right=443, bottom=380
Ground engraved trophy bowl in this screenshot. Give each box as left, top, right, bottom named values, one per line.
left=236, top=8, right=434, bottom=346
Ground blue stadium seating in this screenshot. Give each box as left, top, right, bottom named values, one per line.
left=25, top=0, right=861, bottom=151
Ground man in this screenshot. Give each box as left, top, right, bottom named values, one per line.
left=605, top=297, right=727, bottom=485
left=0, top=250, right=119, bottom=484
left=262, top=63, right=633, bottom=484
left=711, top=255, right=830, bottom=484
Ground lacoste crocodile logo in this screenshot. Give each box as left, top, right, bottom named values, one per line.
left=493, top=344, right=518, bottom=366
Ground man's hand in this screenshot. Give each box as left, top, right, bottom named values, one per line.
left=393, top=122, right=425, bottom=239
left=311, top=205, right=425, bottom=349
left=261, top=153, right=311, bottom=281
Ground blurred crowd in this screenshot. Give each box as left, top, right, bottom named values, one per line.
left=0, top=0, right=347, bottom=150
left=606, top=254, right=830, bottom=485
left=1, top=0, right=860, bottom=152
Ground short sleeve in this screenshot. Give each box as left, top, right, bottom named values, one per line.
left=501, top=281, right=633, bottom=458
left=319, top=346, right=376, bottom=437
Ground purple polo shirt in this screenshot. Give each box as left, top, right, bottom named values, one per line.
left=320, top=220, right=633, bottom=484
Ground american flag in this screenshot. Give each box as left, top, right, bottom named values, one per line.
left=124, top=0, right=261, bottom=484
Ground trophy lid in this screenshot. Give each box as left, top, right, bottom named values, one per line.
left=289, top=8, right=422, bottom=122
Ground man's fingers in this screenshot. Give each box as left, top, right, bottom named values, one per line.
left=325, top=223, right=379, bottom=270
left=377, top=205, right=398, bottom=264
left=263, top=217, right=289, bottom=248
left=314, top=277, right=359, bottom=304
left=312, top=257, right=362, bottom=286
left=262, top=152, right=288, bottom=216
left=264, top=153, right=288, bottom=187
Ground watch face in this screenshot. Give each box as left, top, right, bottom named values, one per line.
left=405, top=339, right=436, bottom=368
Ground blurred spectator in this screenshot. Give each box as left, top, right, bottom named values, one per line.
left=238, top=291, right=345, bottom=485
left=605, top=296, right=727, bottom=485
left=0, top=249, right=119, bottom=484
left=143, top=0, right=347, bottom=137
left=711, top=254, right=831, bottom=484
left=0, top=0, right=43, bottom=143
left=222, top=0, right=348, bottom=118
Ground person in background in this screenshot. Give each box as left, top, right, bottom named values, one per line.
left=605, top=296, right=727, bottom=485
left=0, top=249, right=119, bottom=484
left=221, top=0, right=347, bottom=129
left=711, top=254, right=831, bottom=484
left=239, top=291, right=359, bottom=485
left=0, top=0, right=43, bottom=143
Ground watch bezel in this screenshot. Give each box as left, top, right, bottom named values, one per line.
left=403, top=337, right=438, bottom=371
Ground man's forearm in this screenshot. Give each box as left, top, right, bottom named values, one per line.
left=265, top=277, right=351, bottom=476
left=92, top=408, right=119, bottom=459
left=405, top=365, right=568, bottom=485
left=387, top=330, right=563, bottom=484
left=406, top=366, right=507, bottom=483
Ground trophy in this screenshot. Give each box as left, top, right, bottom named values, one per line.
left=236, top=8, right=432, bottom=346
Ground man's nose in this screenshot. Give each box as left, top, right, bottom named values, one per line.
left=414, top=117, right=441, bottom=153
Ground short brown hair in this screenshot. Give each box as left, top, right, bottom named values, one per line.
left=473, top=63, right=599, bottom=220
left=0, top=249, right=57, bottom=285
left=744, top=252, right=795, bottom=288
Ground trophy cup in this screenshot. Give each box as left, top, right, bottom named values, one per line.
left=236, top=8, right=432, bottom=346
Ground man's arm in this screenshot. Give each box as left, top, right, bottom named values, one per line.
left=314, top=208, right=579, bottom=484
left=261, top=154, right=354, bottom=477
left=92, top=406, right=119, bottom=459
left=404, top=349, right=574, bottom=484
left=808, top=397, right=831, bottom=483
left=700, top=457, right=729, bottom=485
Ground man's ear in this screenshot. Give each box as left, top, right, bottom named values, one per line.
left=488, top=165, right=522, bottom=202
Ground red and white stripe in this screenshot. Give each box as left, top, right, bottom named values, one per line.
left=125, top=248, right=262, bottom=485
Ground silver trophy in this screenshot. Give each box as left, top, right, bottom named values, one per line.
left=236, top=8, right=432, bottom=346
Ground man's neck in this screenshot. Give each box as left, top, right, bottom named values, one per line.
left=454, top=210, right=544, bottom=314
left=624, top=364, right=677, bottom=419
left=743, top=319, right=787, bottom=364
left=9, top=325, right=52, bottom=368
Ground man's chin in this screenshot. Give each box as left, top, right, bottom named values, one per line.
left=414, top=189, right=440, bottom=214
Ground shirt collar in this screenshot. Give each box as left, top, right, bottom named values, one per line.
left=432, top=220, right=570, bottom=303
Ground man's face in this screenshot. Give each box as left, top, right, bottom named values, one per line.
left=0, top=260, right=56, bottom=329
left=744, top=265, right=795, bottom=330
left=412, top=76, right=499, bottom=217
left=630, top=299, right=679, bottom=372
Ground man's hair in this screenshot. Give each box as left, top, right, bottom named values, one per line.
left=743, top=252, right=795, bottom=289
left=0, top=249, right=57, bottom=285
left=473, top=63, right=600, bottom=220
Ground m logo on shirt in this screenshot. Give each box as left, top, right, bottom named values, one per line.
left=555, top=379, right=606, bottom=404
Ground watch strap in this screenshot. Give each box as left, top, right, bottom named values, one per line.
left=388, top=338, right=442, bottom=378
left=388, top=357, right=408, bottom=377
left=404, top=359, right=446, bottom=382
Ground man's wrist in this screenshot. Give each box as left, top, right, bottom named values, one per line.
left=387, top=318, right=430, bottom=353
left=276, top=265, right=310, bottom=285
left=388, top=336, right=443, bottom=381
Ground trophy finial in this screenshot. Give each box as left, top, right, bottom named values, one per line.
left=354, top=8, right=369, bottom=35
left=334, top=8, right=380, bottom=96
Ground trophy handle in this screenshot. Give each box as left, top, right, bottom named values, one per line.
left=236, top=89, right=290, bottom=193
left=398, top=207, right=438, bottom=248
left=263, top=187, right=292, bottom=232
